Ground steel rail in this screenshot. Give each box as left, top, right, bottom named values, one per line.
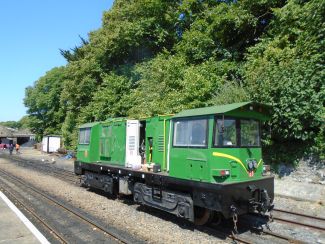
left=1, top=156, right=257, bottom=243
left=0, top=185, right=68, bottom=244
left=1, top=155, right=78, bottom=183
left=208, top=221, right=305, bottom=244
left=274, top=208, right=325, bottom=221
left=272, top=208, right=325, bottom=231
left=262, top=229, right=307, bottom=244
left=4, top=154, right=324, bottom=242
left=230, top=233, right=254, bottom=244
left=0, top=169, right=131, bottom=244
left=204, top=224, right=254, bottom=244
left=243, top=213, right=309, bottom=243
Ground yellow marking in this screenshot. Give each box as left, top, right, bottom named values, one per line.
left=149, top=147, right=152, bottom=162
left=212, top=152, right=248, bottom=175
left=257, top=159, right=263, bottom=169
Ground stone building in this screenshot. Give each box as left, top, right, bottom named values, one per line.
left=0, top=125, right=35, bottom=145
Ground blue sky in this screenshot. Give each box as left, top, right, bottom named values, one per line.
left=0, top=0, right=113, bottom=121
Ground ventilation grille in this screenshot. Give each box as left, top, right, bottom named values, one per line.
left=128, top=136, right=136, bottom=150
left=158, top=135, right=164, bottom=152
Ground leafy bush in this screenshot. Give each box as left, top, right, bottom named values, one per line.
left=22, top=0, right=324, bottom=162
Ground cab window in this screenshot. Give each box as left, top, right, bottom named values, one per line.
left=240, top=120, right=260, bottom=147
left=173, top=118, right=208, bottom=147
left=79, top=128, right=91, bottom=144
left=214, top=119, right=237, bottom=146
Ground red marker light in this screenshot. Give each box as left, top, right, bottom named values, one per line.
left=220, top=170, right=230, bottom=176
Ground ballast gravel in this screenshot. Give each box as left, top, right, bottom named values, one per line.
left=1, top=155, right=324, bottom=244
left=0, top=158, right=224, bottom=244
left=274, top=195, right=324, bottom=218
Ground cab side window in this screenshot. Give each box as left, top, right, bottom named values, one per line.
left=173, top=118, right=208, bottom=147
left=240, top=120, right=260, bottom=146
left=214, top=119, right=237, bottom=146
left=79, top=128, right=91, bottom=144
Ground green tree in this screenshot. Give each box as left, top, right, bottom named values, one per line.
left=88, top=0, right=179, bottom=70
left=79, top=73, right=132, bottom=122
left=23, top=0, right=324, bottom=163
left=24, top=67, right=66, bottom=138
left=0, top=121, right=21, bottom=129
left=244, top=0, right=325, bottom=163
left=128, top=54, right=247, bottom=117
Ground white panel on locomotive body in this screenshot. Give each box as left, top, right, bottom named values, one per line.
left=125, top=120, right=142, bottom=169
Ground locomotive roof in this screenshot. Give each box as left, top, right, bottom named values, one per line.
left=78, top=122, right=100, bottom=128
left=173, top=102, right=270, bottom=120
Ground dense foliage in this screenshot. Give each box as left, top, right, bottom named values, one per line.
left=22, top=0, right=324, bottom=164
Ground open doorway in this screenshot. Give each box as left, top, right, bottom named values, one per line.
left=139, top=120, right=146, bottom=164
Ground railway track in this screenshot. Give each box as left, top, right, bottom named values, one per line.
left=260, top=229, right=306, bottom=244
left=25, top=163, right=77, bottom=183
left=1, top=156, right=252, bottom=243
left=0, top=154, right=78, bottom=183
left=238, top=226, right=307, bottom=243
left=237, top=212, right=318, bottom=244
left=0, top=168, right=138, bottom=244
left=206, top=218, right=307, bottom=244
left=202, top=223, right=254, bottom=244
left=272, top=208, right=325, bottom=231
left=255, top=208, right=325, bottom=244
left=0, top=185, right=69, bottom=243
left=241, top=206, right=325, bottom=244
left=1, top=154, right=324, bottom=243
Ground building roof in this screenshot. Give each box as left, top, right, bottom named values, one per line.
left=173, top=102, right=270, bottom=120
left=13, top=129, right=35, bottom=137
left=0, top=125, right=34, bottom=137
left=0, top=125, right=13, bottom=137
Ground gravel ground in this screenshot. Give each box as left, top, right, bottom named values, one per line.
left=274, top=195, right=324, bottom=218
left=0, top=173, right=120, bottom=244
left=1, top=148, right=324, bottom=243
left=0, top=157, right=225, bottom=244
left=277, top=159, right=325, bottom=184
left=266, top=220, right=325, bottom=244
left=273, top=159, right=325, bottom=216
left=11, top=148, right=325, bottom=213
left=10, top=147, right=75, bottom=172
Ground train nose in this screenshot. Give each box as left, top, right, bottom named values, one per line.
left=248, top=185, right=274, bottom=214
left=260, top=188, right=273, bottom=213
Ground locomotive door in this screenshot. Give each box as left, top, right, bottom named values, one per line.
left=170, top=117, right=209, bottom=181
left=100, top=125, right=111, bottom=161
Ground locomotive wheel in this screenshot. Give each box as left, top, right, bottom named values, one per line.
left=213, top=212, right=223, bottom=226
left=194, top=207, right=215, bottom=226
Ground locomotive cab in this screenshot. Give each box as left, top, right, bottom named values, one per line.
left=168, top=102, right=274, bottom=221
left=169, top=102, right=270, bottom=183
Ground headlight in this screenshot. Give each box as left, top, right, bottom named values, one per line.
left=247, top=159, right=257, bottom=170
left=248, top=161, right=253, bottom=170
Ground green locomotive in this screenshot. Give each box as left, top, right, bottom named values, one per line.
left=75, top=102, right=274, bottom=225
